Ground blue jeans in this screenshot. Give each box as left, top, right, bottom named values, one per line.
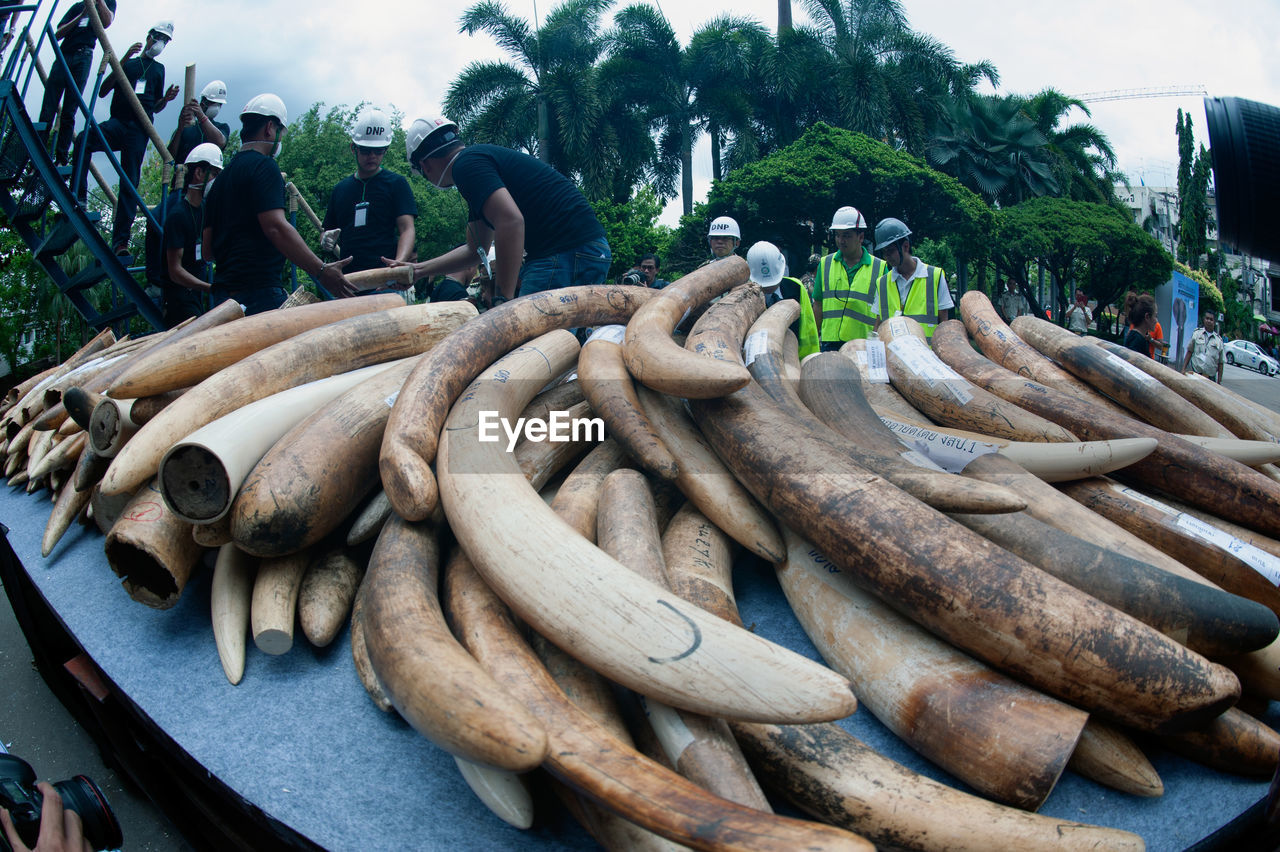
left=211, top=286, right=287, bottom=316
left=517, top=237, right=611, bottom=297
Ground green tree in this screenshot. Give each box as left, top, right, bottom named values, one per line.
left=668, top=122, right=992, bottom=276
left=590, top=186, right=672, bottom=279
left=1174, top=108, right=1213, bottom=269
left=927, top=94, right=1059, bottom=205
left=448, top=0, right=613, bottom=188
left=800, top=0, right=985, bottom=153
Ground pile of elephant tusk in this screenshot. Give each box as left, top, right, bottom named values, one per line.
left=13, top=257, right=1280, bottom=851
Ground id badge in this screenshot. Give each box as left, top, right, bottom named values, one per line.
left=134, top=76, right=146, bottom=94
left=353, top=201, right=369, bottom=228
left=78, top=16, right=90, bottom=27
left=195, top=242, right=202, bottom=262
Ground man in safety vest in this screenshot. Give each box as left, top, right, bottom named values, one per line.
left=747, top=241, right=819, bottom=358
left=814, top=206, right=896, bottom=350
left=874, top=217, right=953, bottom=338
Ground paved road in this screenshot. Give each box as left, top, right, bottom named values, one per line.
left=3, top=358, right=1279, bottom=852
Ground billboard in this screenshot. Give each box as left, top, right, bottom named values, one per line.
left=1157, top=270, right=1201, bottom=369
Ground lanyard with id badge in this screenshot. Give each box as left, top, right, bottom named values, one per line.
left=353, top=201, right=369, bottom=228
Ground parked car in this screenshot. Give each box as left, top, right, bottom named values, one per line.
left=1225, top=339, right=1280, bottom=375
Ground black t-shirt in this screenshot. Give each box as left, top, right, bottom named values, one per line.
left=205, top=149, right=286, bottom=290
left=173, top=120, right=231, bottom=165
left=451, top=144, right=603, bottom=259
left=58, top=0, right=117, bottom=53
left=321, top=169, right=416, bottom=273
left=109, top=56, right=164, bottom=123
left=1123, top=327, right=1151, bottom=357
left=161, top=198, right=207, bottom=288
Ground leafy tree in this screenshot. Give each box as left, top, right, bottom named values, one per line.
left=927, top=94, right=1059, bottom=205
left=994, top=197, right=1171, bottom=322
left=800, top=0, right=986, bottom=153
left=590, top=186, right=672, bottom=279
left=448, top=0, right=613, bottom=192
left=1016, top=88, right=1118, bottom=205
left=1174, top=108, right=1213, bottom=269
left=669, top=123, right=992, bottom=276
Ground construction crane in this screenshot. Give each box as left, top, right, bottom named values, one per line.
left=1071, top=85, right=1208, bottom=104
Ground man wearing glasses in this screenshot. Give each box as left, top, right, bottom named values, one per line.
left=320, top=107, right=417, bottom=281
left=813, top=206, right=896, bottom=350
left=638, top=254, right=668, bottom=289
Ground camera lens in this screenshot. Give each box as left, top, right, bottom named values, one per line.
left=52, top=776, right=123, bottom=851
left=1204, top=96, right=1280, bottom=263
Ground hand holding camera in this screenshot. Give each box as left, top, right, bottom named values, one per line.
left=0, top=755, right=119, bottom=852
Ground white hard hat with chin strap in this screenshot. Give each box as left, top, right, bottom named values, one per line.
left=352, top=108, right=393, bottom=149
left=708, top=216, right=741, bottom=239
left=241, top=93, right=287, bottom=125
left=200, top=80, right=228, bottom=105
left=829, top=206, right=867, bottom=231
left=406, top=116, right=460, bottom=169
left=747, top=241, right=786, bottom=288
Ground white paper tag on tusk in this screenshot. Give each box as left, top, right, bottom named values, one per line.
left=586, top=324, right=627, bottom=345
left=863, top=340, right=890, bottom=383
left=888, top=337, right=974, bottom=405
left=1106, top=352, right=1161, bottom=387
left=878, top=418, right=999, bottom=472
left=743, top=330, right=769, bottom=366
left=384, top=390, right=400, bottom=408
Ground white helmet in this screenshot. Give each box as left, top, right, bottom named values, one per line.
left=829, top=206, right=867, bottom=231
left=351, top=108, right=393, bottom=148
left=199, top=80, right=227, bottom=105
left=149, top=20, right=174, bottom=40
left=406, top=116, right=460, bottom=166
left=747, top=241, right=786, bottom=288
left=184, top=142, right=223, bottom=170
left=240, top=93, right=287, bottom=125
left=707, top=216, right=741, bottom=239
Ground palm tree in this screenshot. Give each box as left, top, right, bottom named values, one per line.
left=799, top=0, right=982, bottom=153
left=1015, top=89, right=1118, bottom=204
left=447, top=0, right=614, bottom=179
left=927, top=95, right=1059, bottom=205
left=685, top=16, right=771, bottom=183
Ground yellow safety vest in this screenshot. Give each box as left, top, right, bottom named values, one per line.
left=815, top=251, right=896, bottom=344
left=779, top=276, right=820, bottom=359
left=900, top=263, right=944, bottom=337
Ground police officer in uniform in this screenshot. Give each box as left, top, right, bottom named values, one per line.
left=160, top=143, right=220, bottom=326
left=813, top=206, right=896, bottom=350
left=203, top=93, right=356, bottom=313
left=874, top=217, right=953, bottom=338
left=320, top=107, right=417, bottom=285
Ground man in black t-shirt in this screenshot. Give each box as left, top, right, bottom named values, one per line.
left=320, top=107, right=416, bottom=284
left=203, top=93, right=356, bottom=315
left=160, top=142, right=221, bottom=327
left=36, top=0, right=116, bottom=165
left=167, top=80, right=230, bottom=191
left=72, top=21, right=179, bottom=254
left=395, top=116, right=610, bottom=303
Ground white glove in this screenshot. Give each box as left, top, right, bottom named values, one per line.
left=320, top=228, right=341, bottom=255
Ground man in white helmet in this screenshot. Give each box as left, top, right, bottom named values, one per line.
left=706, top=216, right=741, bottom=261
left=319, top=107, right=417, bottom=280
left=748, top=241, right=819, bottom=358
left=167, top=79, right=230, bottom=190
left=873, top=216, right=953, bottom=338
left=395, top=116, right=610, bottom=303
left=203, top=94, right=356, bottom=313
left=813, top=205, right=896, bottom=348
left=72, top=21, right=180, bottom=254
left=159, top=143, right=221, bottom=326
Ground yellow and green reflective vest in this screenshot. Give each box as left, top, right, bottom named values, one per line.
left=779, top=276, right=820, bottom=359
left=814, top=250, right=897, bottom=344
left=900, top=263, right=945, bottom=337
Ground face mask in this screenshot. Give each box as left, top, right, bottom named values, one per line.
left=204, top=103, right=221, bottom=120
left=144, top=42, right=165, bottom=58
left=433, top=149, right=463, bottom=189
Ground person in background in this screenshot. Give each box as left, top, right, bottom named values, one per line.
left=37, top=0, right=116, bottom=166
left=748, top=240, right=818, bottom=358
left=320, top=107, right=417, bottom=286
left=203, top=93, right=356, bottom=313
left=874, top=217, right=953, bottom=338
left=996, top=278, right=1029, bottom=323
left=166, top=80, right=229, bottom=190
left=705, top=216, right=740, bottom=261
left=396, top=116, right=609, bottom=304
left=1065, top=288, right=1092, bottom=334
left=638, top=254, right=669, bottom=289
left=1123, top=294, right=1157, bottom=357
left=159, top=142, right=220, bottom=326
left=813, top=205, right=895, bottom=350
left=1181, top=309, right=1226, bottom=383
left=73, top=21, right=180, bottom=255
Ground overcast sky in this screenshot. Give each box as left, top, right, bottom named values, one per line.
left=26, top=0, right=1280, bottom=223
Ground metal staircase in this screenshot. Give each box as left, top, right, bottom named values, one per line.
left=0, top=1, right=166, bottom=333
